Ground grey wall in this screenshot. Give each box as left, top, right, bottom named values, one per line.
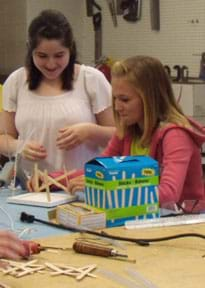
left=0, top=0, right=205, bottom=77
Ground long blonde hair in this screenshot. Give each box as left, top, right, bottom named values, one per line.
left=111, top=55, right=190, bottom=146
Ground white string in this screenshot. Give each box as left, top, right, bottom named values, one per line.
left=10, top=128, right=35, bottom=191
left=0, top=205, right=14, bottom=231
left=17, top=227, right=37, bottom=239
left=0, top=206, right=36, bottom=239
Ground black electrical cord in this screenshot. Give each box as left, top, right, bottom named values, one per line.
left=20, top=212, right=205, bottom=246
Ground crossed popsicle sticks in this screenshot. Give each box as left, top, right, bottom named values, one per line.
left=0, top=259, right=97, bottom=280
left=33, top=163, right=76, bottom=193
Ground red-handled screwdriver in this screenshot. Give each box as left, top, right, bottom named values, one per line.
left=25, top=241, right=135, bottom=262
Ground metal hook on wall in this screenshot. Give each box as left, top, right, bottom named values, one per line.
left=86, top=0, right=101, bottom=17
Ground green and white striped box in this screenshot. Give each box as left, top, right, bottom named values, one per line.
left=85, top=156, right=159, bottom=227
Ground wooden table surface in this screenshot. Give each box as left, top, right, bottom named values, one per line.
left=1, top=223, right=205, bottom=288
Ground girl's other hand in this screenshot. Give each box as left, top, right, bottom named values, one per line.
left=27, top=173, right=44, bottom=192
left=22, top=141, right=47, bottom=161
left=68, top=175, right=85, bottom=194
left=56, top=124, right=89, bottom=150
left=0, top=231, right=30, bottom=266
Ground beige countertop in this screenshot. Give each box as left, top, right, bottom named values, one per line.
left=1, top=223, right=205, bottom=287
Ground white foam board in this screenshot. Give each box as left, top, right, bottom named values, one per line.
left=7, top=192, right=77, bottom=208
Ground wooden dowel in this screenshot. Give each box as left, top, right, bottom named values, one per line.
left=52, top=169, right=77, bottom=183
left=44, top=169, right=51, bottom=202
left=34, top=163, right=39, bottom=192
left=63, top=165, right=70, bottom=192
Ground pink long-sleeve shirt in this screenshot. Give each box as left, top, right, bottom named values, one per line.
left=102, top=118, right=205, bottom=204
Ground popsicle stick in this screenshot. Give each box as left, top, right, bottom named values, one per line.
left=44, top=262, right=63, bottom=273
left=38, top=169, right=77, bottom=192
left=63, top=165, right=70, bottom=192
left=34, top=163, right=39, bottom=192
left=51, top=270, right=78, bottom=276
left=16, top=266, right=44, bottom=278
left=44, top=169, right=51, bottom=202
left=45, top=262, right=97, bottom=279
left=52, top=169, right=77, bottom=184
left=76, top=264, right=97, bottom=280
left=3, top=259, right=38, bottom=275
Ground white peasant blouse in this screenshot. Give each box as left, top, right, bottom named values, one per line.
left=3, top=64, right=112, bottom=173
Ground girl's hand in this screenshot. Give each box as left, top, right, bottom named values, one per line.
left=0, top=231, right=30, bottom=266
left=68, top=175, right=85, bottom=194
left=21, top=141, right=47, bottom=161
left=56, top=124, right=90, bottom=150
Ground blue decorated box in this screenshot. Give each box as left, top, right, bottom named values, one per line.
left=84, top=156, right=159, bottom=227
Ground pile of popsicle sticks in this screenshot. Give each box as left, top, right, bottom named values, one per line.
left=0, top=259, right=97, bottom=280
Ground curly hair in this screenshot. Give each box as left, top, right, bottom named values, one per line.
left=25, top=9, right=77, bottom=90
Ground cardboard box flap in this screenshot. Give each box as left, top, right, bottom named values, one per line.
left=86, top=156, right=158, bottom=169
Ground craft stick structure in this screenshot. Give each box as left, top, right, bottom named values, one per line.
left=32, top=163, right=76, bottom=195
